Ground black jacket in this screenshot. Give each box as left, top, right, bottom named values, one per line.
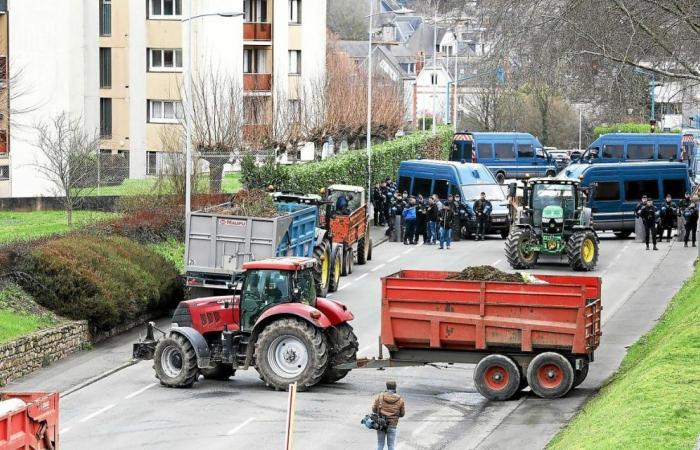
left=427, top=204, right=439, bottom=221
left=473, top=199, right=493, bottom=216
left=660, top=201, right=677, bottom=222
left=639, top=205, right=657, bottom=224
left=635, top=201, right=646, bottom=218
left=438, top=209, right=454, bottom=228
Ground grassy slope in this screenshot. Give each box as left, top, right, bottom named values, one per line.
left=0, top=284, right=61, bottom=343
left=549, top=266, right=700, bottom=450
left=93, top=172, right=241, bottom=196
left=0, top=210, right=119, bottom=244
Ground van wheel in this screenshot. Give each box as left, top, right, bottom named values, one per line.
left=545, top=170, right=556, bottom=177
left=614, top=230, right=631, bottom=239
left=496, top=172, right=506, bottom=184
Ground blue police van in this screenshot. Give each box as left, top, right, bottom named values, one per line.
left=558, top=162, right=692, bottom=237
left=398, top=160, right=510, bottom=238
left=579, top=133, right=695, bottom=164
left=450, top=132, right=560, bottom=183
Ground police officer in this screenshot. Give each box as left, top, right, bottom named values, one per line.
left=679, top=192, right=692, bottom=213
left=635, top=195, right=648, bottom=218
left=473, top=192, right=493, bottom=241
left=683, top=203, right=698, bottom=247
left=658, top=194, right=677, bottom=242
left=640, top=199, right=658, bottom=250
left=373, top=183, right=385, bottom=226
left=451, top=194, right=463, bottom=241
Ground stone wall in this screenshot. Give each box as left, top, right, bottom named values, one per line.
left=0, top=321, right=90, bottom=386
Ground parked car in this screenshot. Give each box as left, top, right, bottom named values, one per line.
left=449, top=132, right=559, bottom=183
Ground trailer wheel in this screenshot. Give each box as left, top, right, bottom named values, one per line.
left=505, top=228, right=539, bottom=269
left=357, top=234, right=369, bottom=265
left=200, top=363, right=235, bottom=381
left=329, top=246, right=342, bottom=293
left=474, top=354, right=521, bottom=401
left=313, top=239, right=331, bottom=297
left=341, top=248, right=353, bottom=276
left=567, top=230, right=599, bottom=271
left=255, top=318, right=329, bottom=392
left=321, top=323, right=359, bottom=383
left=573, top=364, right=589, bottom=388
left=154, top=334, right=199, bottom=388
left=527, top=352, right=574, bottom=399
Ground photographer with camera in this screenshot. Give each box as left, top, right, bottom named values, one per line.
left=370, top=380, right=405, bottom=450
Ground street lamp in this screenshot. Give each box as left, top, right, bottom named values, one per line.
left=365, top=4, right=412, bottom=214
left=182, top=9, right=243, bottom=222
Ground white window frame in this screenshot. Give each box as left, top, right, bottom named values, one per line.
left=289, top=50, right=301, bottom=75
left=149, top=48, right=183, bottom=72
left=149, top=100, right=182, bottom=124
left=289, top=0, right=301, bottom=24
left=149, top=0, right=182, bottom=19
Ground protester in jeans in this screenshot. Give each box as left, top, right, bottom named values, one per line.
left=473, top=192, right=493, bottom=241
left=402, top=198, right=417, bottom=245
left=683, top=203, right=698, bottom=247
left=372, top=380, right=405, bottom=450
left=426, top=197, right=438, bottom=244
left=438, top=203, right=454, bottom=249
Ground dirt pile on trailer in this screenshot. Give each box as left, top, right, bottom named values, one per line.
left=447, top=265, right=525, bottom=283
left=209, top=189, right=278, bottom=217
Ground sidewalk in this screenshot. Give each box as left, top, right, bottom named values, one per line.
left=5, top=232, right=389, bottom=396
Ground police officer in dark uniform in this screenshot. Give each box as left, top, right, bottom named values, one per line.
left=683, top=203, right=698, bottom=247
left=635, top=195, right=648, bottom=218
left=658, top=194, right=677, bottom=242
left=473, top=192, right=493, bottom=241
left=639, top=199, right=658, bottom=250
left=451, top=194, right=463, bottom=241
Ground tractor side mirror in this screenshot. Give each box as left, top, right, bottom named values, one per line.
left=507, top=182, right=517, bottom=198
left=291, top=287, right=302, bottom=302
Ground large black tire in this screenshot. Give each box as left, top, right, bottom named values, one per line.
left=200, top=363, right=235, bottom=380
left=496, top=172, right=506, bottom=184
left=367, top=239, right=373, bottom=260
left=572, top=363, right=589, bottom=388
left=321, top=323, right=359, bottom=383
left=567, top=230, right=599, bottom=271
left=505, top=228, right=539, bottom=269
left=329, top=246, right=342, bottom=293
left=500, top=227, right=510, bottom=239
left=341, top=248, right=353, bottom=276
left=255, top=318, right=329, bottom=392
left=154, top=334, right=199, bottom=388
left=357, top=234, right=369, bottom=265
left=614, top=230, right=632, bottom=239
left=313, top=240, right=331, bottom=297
left=545, top=170, right=556, bottom=177
left=474, top=354, right=521, bottom=401
left=526, top=352, right=575, bottom=399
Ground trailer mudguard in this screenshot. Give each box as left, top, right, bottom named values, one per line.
left=170, top=327, right=211, bottom=369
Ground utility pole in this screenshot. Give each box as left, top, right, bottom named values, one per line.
left=431, top=10, right=437, bottom=135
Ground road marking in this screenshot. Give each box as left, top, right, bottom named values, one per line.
left=355, top=273, right=368, bottom=281
left=492, top=259, right=502, bottom=266
left=371, top=263, right=386, bottom=272
left=59, top=427, right=71, bottom=434
left=388, top=255, right=400, bottom=263
left=338, top=282, right=352, bottom=291
left=124, top=383, right=156, bottom=400
left=402, top=248, right=415, bottom=255
left=79, top=404, right=115, bottom=423
left=226, top=417, right=256, bottom=436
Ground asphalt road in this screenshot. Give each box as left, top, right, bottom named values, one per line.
left=17, top=230, right=698, bottom=449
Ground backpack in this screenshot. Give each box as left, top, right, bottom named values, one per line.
left=361, top=394, right=388, bottom=431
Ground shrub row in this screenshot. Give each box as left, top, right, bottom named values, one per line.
left=241, top=128, right=454, bottom=193
left=593, top=123, right=681, bottom=139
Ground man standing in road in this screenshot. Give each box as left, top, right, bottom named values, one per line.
left=438, top=203, right=454, bottom=249
left=635, top=195, right=648, bottom=218
left=473, top=192, right=493, bottom=241
left=640, top=199, right=658, bottom=250
left=683, top=202, right=698, bottom=247
left=402, top=198, right=417, bottom=245
left=658, top=194, right=677, bottom=242
left=426, top=197, right=438, bottom=245
left=372, top=380, right=405, bottom=450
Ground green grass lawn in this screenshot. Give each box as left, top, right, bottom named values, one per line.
left=148, top=238, right=185, bottom=274
left=0, top=210, right=119, bottom=244
left=549, top=265, right=700, bottom=450
left=0, top=283, right=61, bottom=343
left=92, top=172, right=242, bottom=196
left=0, top=310, right=57, bottom=343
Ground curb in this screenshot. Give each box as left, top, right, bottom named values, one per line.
left=60, top=359, right=139, bottom=398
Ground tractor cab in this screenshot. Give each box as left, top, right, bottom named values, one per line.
left=527, top=179, right=581, bottom=230
left=326, top=184, right=365, bottom=216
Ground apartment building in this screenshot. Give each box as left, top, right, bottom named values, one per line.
left=3, top=0, right=326, bottom=198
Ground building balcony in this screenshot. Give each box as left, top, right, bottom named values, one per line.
left=243, top=73, right=272, bottom=92
left=242, top=124, right=272, bottom=141
left=243, top=22, right=272, bottom=41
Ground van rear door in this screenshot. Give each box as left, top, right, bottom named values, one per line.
left=516, top=140, right=537, bottom=177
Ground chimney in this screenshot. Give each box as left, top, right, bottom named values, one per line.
left=416, top=51, right=425, bottom=74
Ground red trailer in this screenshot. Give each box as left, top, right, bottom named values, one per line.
left=0, top=392, right=59, bottom=450
left=343, top=270, right=602, bottom=400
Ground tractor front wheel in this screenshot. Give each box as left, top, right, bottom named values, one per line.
left=200, top=363, right=235, bottom=381
left=328, top=246, right=342, bottom=293
left=313, top=240, right=331, bottom=297
left=255, top=318, right=329, bottom=392
left=321, top=323, right=359, bottom=383
left=154, top=334, right=199, bottom=388
left=505, top=228, right=539, bottom=269
left=567, top=230, right=599, bottom=271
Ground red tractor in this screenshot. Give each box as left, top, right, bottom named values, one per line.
left=134, top=257, right=358, bottom=391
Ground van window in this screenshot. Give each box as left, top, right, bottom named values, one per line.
left=658, top=144, right=677, bottom=160
left=624, top=180, right=659, bottom=201
left=398, top=176, right=411, bottom=193
left=477, top=143, right=493, bottom=159
left=662, top=179, right=686, bottom=198
left=434, top=179, right=450, bottom=199
left=594, top=182, right=620, bottom=201
left=413, top=177, right=432, bottom=197
left=495, top=143, right=515, bottom=159
left=602, top=144, right=624, bottom=159
left=627, top=144, right=654, bottom=159
left=517, top=144, right=533, bottom=158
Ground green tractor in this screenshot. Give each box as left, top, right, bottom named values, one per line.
left=505, top=178, right=599, bottom=271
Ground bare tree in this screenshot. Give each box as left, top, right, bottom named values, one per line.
left=33, top=113, right=99, bottom=225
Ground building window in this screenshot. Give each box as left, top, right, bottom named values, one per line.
left=244, top=0, right=267, bottom=22
left=146, top=151, right=158, bottom=175
left=149, top=0, right=182, bottom=19
left=148, top=49, right=183, bottom=71
left=289, top=50, right=301, bottom=75
left=99, top=48, right=112, bottom=88
left=0, top=130, right=6, bottom=154
left=430, top=72, right=438, bottom=85
left=149, top=100, right=181, bottom=123
left=99, top=0, right=112, bottom=36
left=243, top=48, right=267, bottom=73
left=289, top=0, right=301, bottom=23
left=0, top=165, right=8, bottom=180
left=100, top=98, right=112, bottom=138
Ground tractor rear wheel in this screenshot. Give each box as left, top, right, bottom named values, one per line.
left=255, top=318, right=329, bottom=392
left=200, top=363, right=235, bottom=381
left=505, top=228, right=539, bottom=269
left=474, top=354, right=521, bottom=401
left=313, top=239, right=331, bottom=297
left=154, top=334, right=199, bottom=388
left=357, top=234, right=369, bottom=265
left=329, top=246, right=342, bottom=293
left=526, top=352, right=574, bottom=399
left=567, top=230, right=599, bottom=271
left=321, top=323, right=359, bottom=383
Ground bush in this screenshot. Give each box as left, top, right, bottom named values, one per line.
left=593, top=123, right=681, bottom=139
left=15, top=235, right=181, bottom=333
left=242, top=128, right=453, bottom=193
